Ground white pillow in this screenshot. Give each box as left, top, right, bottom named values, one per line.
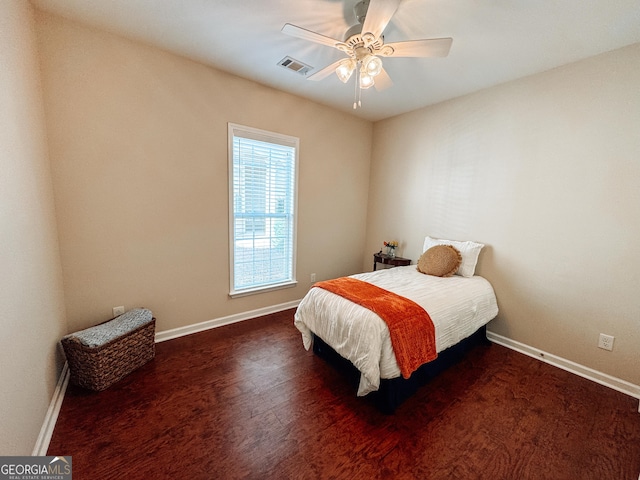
left=422, top=236, right=484, bottom=277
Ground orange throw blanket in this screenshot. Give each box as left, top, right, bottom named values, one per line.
left=313, top=277, right=437, bottom=379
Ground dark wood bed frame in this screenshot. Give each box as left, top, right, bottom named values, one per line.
left=312, top=325, right=490, bottom=414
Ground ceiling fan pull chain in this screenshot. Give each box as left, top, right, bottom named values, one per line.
left=353, top=68, right=359, bottom=109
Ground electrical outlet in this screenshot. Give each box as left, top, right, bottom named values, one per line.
left=310, top=273, right=316, bottom=282
left=598, top=333, right=614, bottom=351
left=112, top=306, right=125, bottom=317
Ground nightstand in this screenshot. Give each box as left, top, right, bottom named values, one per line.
left=373, top=252, right=411, bottom=271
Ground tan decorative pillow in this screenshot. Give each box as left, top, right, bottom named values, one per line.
left=417, top=245, right=462, bottom=277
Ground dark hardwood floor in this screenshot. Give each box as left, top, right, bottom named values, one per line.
left=48, top=309, right=640, bottom=479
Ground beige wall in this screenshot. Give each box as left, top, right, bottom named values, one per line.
left=367, top=43, right=640, bottom=385
left=35, top=12, right=372, bottom=334
left=0, top=2, right=68, bottom=455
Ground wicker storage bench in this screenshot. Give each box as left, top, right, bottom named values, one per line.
left=61, top=308, right=156, bottom=391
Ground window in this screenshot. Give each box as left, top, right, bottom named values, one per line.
left=228, top=123, right=298, bottom=297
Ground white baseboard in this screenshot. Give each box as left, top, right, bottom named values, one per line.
left=154, top=300, right=301, bottom=343
left=33, top=362, right=69, bottom=456
left=486, top=331, right=640, bottom=410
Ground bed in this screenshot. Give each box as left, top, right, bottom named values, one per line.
left=294, top=238, right=498, bottom=413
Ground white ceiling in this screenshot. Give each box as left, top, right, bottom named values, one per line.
left=32, top=0, right=640, bottom=122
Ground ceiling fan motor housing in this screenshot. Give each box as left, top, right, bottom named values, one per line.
left=342, top=0, right=389, bottom=55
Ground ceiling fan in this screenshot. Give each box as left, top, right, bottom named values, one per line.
left=281, top=0, right=452, bottom=108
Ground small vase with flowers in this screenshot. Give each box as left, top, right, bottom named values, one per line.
left=383, top=240, right=398, bottom=258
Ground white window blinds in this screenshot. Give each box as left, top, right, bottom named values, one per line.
left=228, top=124, right=298, bottom=296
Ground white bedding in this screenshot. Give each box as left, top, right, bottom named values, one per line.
left=294, top=265, right=498, bottom=396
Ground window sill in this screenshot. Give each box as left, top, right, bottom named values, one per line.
left=229, top=280, right=298, bottom=298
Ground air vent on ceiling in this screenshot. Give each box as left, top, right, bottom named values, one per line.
left=278, top=56, right=312, bottom=76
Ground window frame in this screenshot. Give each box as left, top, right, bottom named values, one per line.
left=228, top=123, right=299, bottom=298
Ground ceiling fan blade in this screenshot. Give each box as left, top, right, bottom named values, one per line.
left=382, top=38, right=453, bottom=58
left=374, top=68, right=393, bottom=91
left=362, top=0, right=402, bottom=39
left=307, top=60, right=344, bottom=81
left=281, top=23, right=343, bottom=49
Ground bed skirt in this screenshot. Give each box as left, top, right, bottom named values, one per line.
left=312, top=325, right=490, bottom=414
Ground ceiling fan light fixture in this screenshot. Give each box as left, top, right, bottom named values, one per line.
left=362, top=54, right=383, bottom=77
left=359, top=71, right=375, bottom=89
left=336, top=58, right=356, bottom=83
